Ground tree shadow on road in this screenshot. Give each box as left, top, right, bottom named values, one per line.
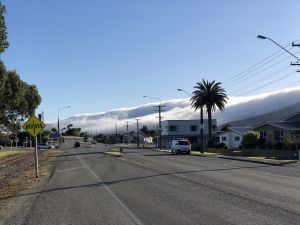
left=0, top=164, right=269, bottom=201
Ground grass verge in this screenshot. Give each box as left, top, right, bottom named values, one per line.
left=0, top=151, right=24, bottom=159
left=0, top=150, right=63, bottom=221
left=105, top=150, right=122, bottom=157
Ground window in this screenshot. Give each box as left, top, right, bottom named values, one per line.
left=190, top=125, right=197, bottom=132
left=234, top=136, right=240, bottom=141
left=178, top=141, right=189, bottom=145
left=212, top=125, right=216, bottom=131
left=221, top=136, right=226, bottom=141
left=169, top=125, right=178, bottom=132
left=274, top=130, right=283, bottom=141
left=260, top=131, right=266, bottom=138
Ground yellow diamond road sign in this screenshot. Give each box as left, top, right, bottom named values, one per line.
left=22, top=115, right=46, bottom=137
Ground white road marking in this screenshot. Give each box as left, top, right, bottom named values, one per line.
left=57, top=166, right=87, bottom=173
left=76, top=155, right=144, bottom=225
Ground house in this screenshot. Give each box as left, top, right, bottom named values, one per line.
left=219, top=127, right=250, bottom=149
left=161, top=119, right=217, bottom=148
left=122, top=131, right=146, bottom=145
left=252, top=112, right=300, bottom=145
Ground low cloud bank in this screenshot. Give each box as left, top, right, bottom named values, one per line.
left=47, top=87, right=300, bottom=134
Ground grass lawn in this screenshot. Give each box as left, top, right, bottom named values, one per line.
left=0, top=151, right=24, bottom=159
left=105, top=150, right=122, bottom=157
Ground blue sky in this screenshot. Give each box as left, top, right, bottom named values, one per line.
left=1, top=0, right=300, bottom=121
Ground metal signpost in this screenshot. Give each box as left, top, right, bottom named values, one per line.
left=22, top=115, right=46, bottom=178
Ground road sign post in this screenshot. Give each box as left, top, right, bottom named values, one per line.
left=22, top=115, right=46, bottom=178
left=35, top=136, right=39, bottom=178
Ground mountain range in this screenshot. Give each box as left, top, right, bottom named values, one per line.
left=49, top=87, right=300, bottom=134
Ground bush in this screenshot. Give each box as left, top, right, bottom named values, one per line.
left=216, top=142, right=227, bottom=149
left=241, top=131, right=259, bottom=149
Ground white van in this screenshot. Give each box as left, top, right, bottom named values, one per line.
left=171, top=139, right=191, bottom=155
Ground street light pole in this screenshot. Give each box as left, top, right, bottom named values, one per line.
left=57, top=106, right=71, bottom=148
left=57, top=106, right=71, bottom=134
left=177, top=89, right=204, bottom=153
left=257, top=35, right=300, bottom=62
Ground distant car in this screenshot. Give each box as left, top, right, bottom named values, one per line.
left=37, top=143, right=54, bottom=150
left=171, top=139, right=191, bottom=155
left=74, top=141, right=80, bottom=148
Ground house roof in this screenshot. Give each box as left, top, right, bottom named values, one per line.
left=281, top=112, right=300, bottom=121
left=220, top=127, right=250, bottom=135
left=229, top=127, right=251, bottom=135
left=253, top=121, right=300, bottom=131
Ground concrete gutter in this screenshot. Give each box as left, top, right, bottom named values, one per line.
left=218, top=156, right=297, bottom=166
left=151, top=148, right=297, bottom=166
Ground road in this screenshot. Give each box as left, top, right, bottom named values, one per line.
left=3, top=143, right=300, bottom=225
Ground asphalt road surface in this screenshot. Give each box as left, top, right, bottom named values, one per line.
left=3, top=143, right=300, bottom=225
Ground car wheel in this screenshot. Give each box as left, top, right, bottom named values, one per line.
left=186, top=151, right=191, bottom=155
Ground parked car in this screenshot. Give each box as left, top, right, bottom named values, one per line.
left=37, top=143, right=54, bottom=150
left=171, top=139, right=191, bottom=155
left=74, top=141, right=80, bottom=148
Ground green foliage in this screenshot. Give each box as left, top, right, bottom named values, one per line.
left=191, top=79, right=228, bottom=143
left=0, top=61, right=42, bottom=133
left=0, top=2, right=8, bottom=54
left=220, top=124, right=230, bottom=132
left=65, top=127, right=81, bottom=136
left=140, top=125, right=157, bottom=137
left=41, top=129, right=52, bottom=143
left=241, top=131, right=259, bottom=149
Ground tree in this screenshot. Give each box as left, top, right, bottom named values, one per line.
left=0, top=63, right=42, bottom=133
left=0, top=2, right=8, bottom=54
left=191, top=79, right=228, bottom=145
left=241, top=131, right=259, bottom=149
left=220, top=124, right=230, bottom=132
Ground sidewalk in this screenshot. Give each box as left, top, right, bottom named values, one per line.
left=151, top=148, right=298, bottom=166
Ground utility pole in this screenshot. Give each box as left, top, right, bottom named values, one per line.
left=135, top=119, right=141, bottom=148
left=115, top=120, right=118, bottom=144
left=154, top=105, right=166, bottom=149
left=105, top=120, right=108, bottom=147
left=125, top=121, right=129, bottom=145
left=290, top=41, right=300, bottom=66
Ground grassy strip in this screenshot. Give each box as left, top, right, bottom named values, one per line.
left=191, top=151, right=221, bottom=156
left=0, top=151, right=24, bottom=159
left=105, top=151, right=122, bottom=157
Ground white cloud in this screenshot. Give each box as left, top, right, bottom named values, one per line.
left=47, top=86, right=300, bottom=134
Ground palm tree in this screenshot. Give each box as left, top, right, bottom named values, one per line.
left=191, top=79, right=228, bottom=146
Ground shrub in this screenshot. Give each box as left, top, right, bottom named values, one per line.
left=241, top=131, right=259, bottom=149
left=216, top=142, right=227, bottom=149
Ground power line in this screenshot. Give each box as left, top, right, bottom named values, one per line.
left=222, top=38, right=300, bottom=86
left=237, top=71, right=296, bottom=96
left=228, top=64, right=291, bottom=95
left=222, top=43, right=298, bottom=85
left=224, top=49, right=300, bottom=89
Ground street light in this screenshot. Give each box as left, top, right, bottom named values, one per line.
left=257, top=35, right=300, bottom=61
left=57, top=106, right=71, bottom=134
left=143, top=95, right=163, bottom=149
left=142, top=95, right=162, bottom=105
left=177, top=88, right=204, bottom=153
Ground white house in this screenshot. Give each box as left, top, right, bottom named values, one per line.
left=219, top=127, right=250, bottom=149
left=161, top=119, right=217, bottom=148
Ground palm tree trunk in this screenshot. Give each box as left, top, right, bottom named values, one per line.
left=207, top=107, right=212, bottom=145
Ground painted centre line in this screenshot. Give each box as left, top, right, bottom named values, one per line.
left=76, top=155, right=144, bottom=225
left=57, top=166, right=87, bottom=173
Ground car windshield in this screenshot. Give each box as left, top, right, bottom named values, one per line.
left=178, top=141, right=189, bottom=145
